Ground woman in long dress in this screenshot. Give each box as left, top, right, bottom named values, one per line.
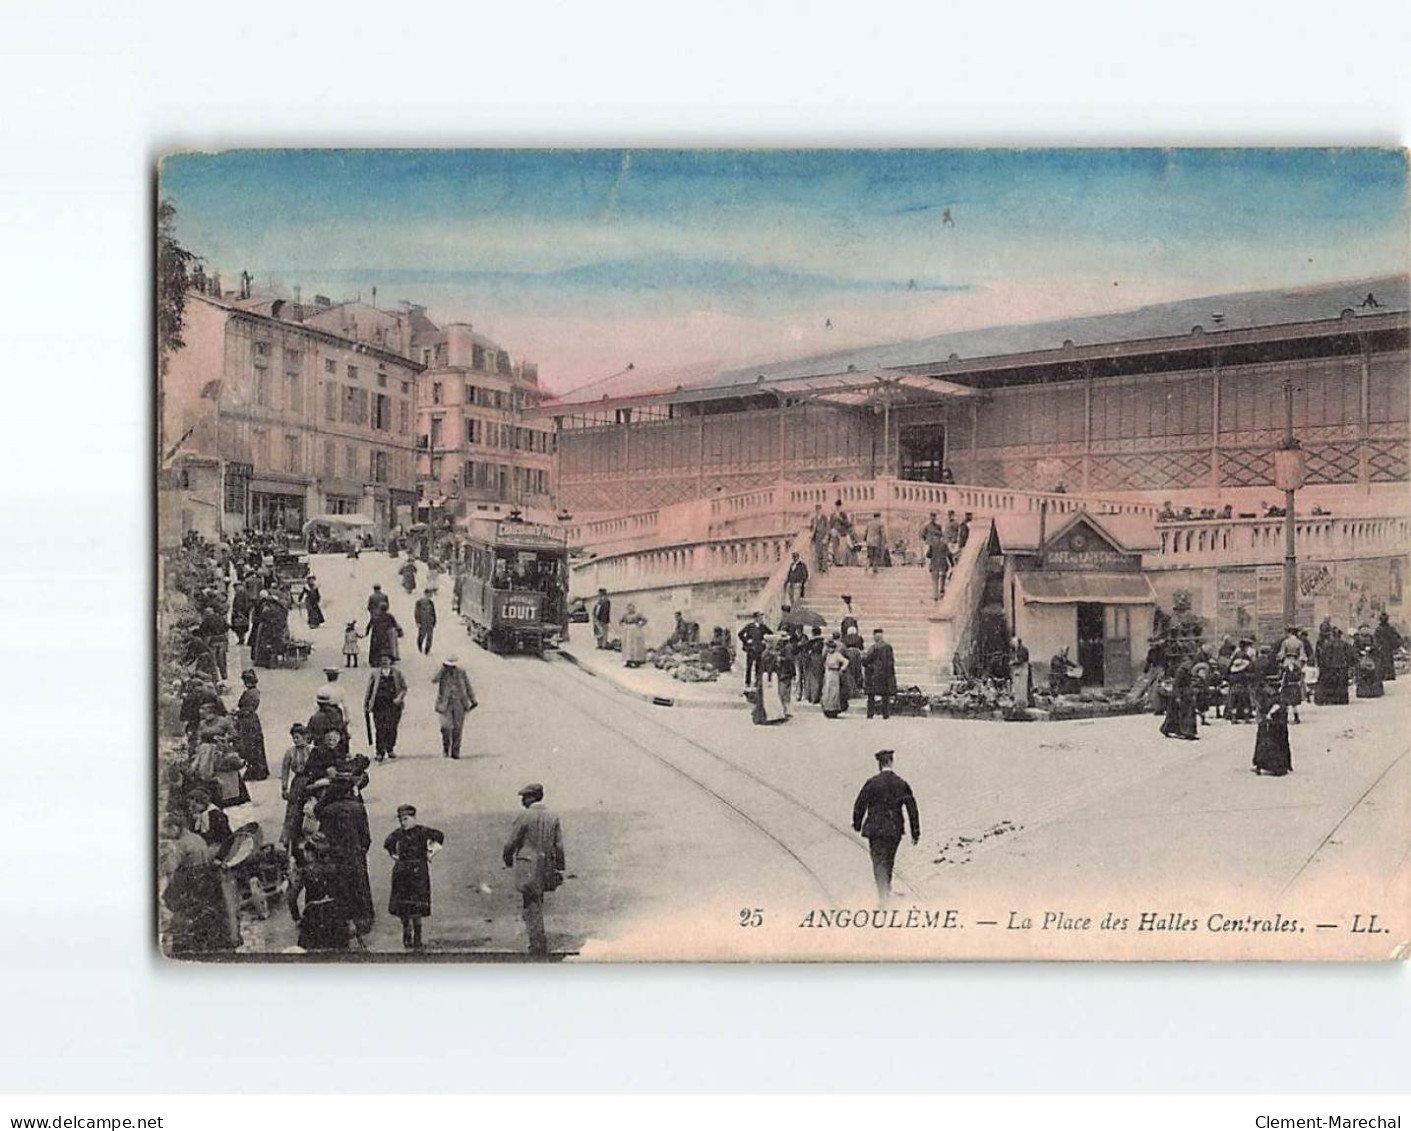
left=620, top=604, right=648, bottom=667
left=1314, top=632, right=1339, bottom=705
left=1252, top=680, right=1292, bottom=776
left=1373, top=613, right=1400, bottom=682
left=840, top=635, right=864, bottom=713
left=752, top=641, right=789, bottom=725
left=1159, top=661, right=1199, bottom=740
left=233, top=669, right=270, bottom=781
left=1354, top=630, right=1383, bottom=698
left=821, top=641, right=849, bottom=719
left=803, top=629, right=825, bottom=703
left=1009, top=638, right=1032, bottom=707
left=304, top=575, right=325, bottom=629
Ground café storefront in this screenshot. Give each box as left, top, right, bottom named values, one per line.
left=996, top=511, right=1159, bottom=689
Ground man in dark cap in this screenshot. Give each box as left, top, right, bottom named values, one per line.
left=414, top=587, right=437, bottom=655
left=851, top=750, right=920, bottom=903
left=366, top=584, right=389, bottom=617
left=738, top=611, right=769, bottom=687
left=502, top=783, right=565, bottom=957
left=862, top=627, right=897, bottom=719
left=592, top=588, right=612, bottom=650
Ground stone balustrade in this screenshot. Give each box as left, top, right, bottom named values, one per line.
left=570, top=531, right=796, bottom=598
left=574, top=477, right=1159, bottom=555
left=1149, top=514, right=1411, bottom=570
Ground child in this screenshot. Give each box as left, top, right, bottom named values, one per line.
left=383, top=804, right=445, bottom=950
left=343, top=621, right=360, bottom=668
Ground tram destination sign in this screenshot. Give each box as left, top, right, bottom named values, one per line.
left=492, top=520, right=567, bottom=546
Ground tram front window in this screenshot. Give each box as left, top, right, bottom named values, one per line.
left=494, top=549, right=559, bottom=592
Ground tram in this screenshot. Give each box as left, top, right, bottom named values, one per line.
left=455, top=515, right=570, bottom=655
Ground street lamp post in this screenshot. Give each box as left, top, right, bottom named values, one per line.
left=1274, top=378, right=1307, bottom=631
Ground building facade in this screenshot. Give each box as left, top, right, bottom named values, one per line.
left=541, top=277, right=1409, bottom=518
left=162, top=292, right=422, bottom=538
left=413, top=322, right=555, bottom=523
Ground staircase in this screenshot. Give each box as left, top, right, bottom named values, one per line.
left=792, top=564, right=940, bottom=690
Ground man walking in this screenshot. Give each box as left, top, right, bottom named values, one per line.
left=414, top=588, right=437, bottom=655
left=851, top=749, right=920, bottom=903
left=432, top=655, right=477, bottom=759
left=502, top=783, right=565, bottom=957
left=863, top=628, right=897, bottom=719
left=738, top=611, right=769, bottom=687
left=592, top=588, right=612, bottom=650
left=198, top=600, right=230, bottom=682
left=366, top=583, right=390, bottom=617
left=363, top=654, right=407, bottom=763
left=809, top=504, right=831, bottom=572
left=785, top=552, right=809, bottom=607
left=864, top=512, right=886, bottom=573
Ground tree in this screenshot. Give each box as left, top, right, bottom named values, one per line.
left=156, top=198, right=198, bottom=373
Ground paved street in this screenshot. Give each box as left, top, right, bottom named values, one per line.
left=229, top=551, right=1410, bottom=960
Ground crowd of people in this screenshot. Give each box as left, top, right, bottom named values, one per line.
left=807, top=501, right=972, bottom=598
left=1156, top=500, right=1334, bottom=523
left=157, top=531, right=567, bottom=958
left=1146, top=614, right=1402, bottom=777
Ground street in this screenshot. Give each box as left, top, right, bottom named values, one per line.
left=232, top=551, right=1410, bottom=961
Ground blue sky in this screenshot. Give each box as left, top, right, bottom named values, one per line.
left=160, top=149, right=1408, bottom=391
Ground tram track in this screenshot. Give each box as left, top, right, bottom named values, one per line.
left=509, top=651, right=923, bottom=902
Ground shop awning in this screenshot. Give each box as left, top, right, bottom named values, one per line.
left=1014, top=571, right=1156, bottom=605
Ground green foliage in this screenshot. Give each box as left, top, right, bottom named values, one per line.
left=156, top=198, right=199, bottom=369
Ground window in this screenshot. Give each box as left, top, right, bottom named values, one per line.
left=255, top=369, right=271, bottom=407
left=345, top=444, right=358, bottom=479
left=401, top=381, right=409, bottom=395
left=430, top=455, right=443, bottom=481
left=463, top=460, right=476, bottom=488
left=284, top=349, right=302, bottom=371
left=284, top=434, right=300, bottom=474
left=252, top=341, right=270, bottom=363
left=432, top=382, right=443, bottom=405
left=322, top=439, right=335, bottom=479
left=399, top=401, right=410, bottom=435
left=374, top=393, right=391, bottom=431
left=347, top=365, right=359, bottom=381
left=430, top=415, right=444, bottom=449
left=466, top=417, right=480, bottom=444
left=342, top=386, right=368, bottom=425
left=377, top=372, right=387, bottom=388
left=324, top=382, right=336, bottom=422
left=422, top=349, right=432, bottom=366
left=252, top=428, right=270, bottom=468
left=372, top=450, right=388, bottom=484
left=324, top=358, right=336, bottom=374
left=285, top=372, right=302, bottom=414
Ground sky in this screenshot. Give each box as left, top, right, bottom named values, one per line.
left=159, top=149, right=1409, bottom=394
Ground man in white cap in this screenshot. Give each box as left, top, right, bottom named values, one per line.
left=502, top=782, right=565, bottom=956
left=431, top=655, right=477, bottom=759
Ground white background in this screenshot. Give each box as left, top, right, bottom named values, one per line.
left=0, top=0, right=1408, bottom=1095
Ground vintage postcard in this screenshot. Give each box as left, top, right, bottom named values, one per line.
left=156, top=149, right=1410, bottom=961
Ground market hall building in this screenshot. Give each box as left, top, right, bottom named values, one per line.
left=542, top=277, right=1409, bottom=517
left=540, top=277, right=1409, bottom=690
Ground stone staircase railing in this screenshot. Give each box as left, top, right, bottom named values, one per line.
left=924, top=517, right=995, bottom=685
left=1149, top=514, right=1411, bottom=570
left=569, top=476, right=1159, bottom=557
left=568, top=529, right=796, bottom=600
